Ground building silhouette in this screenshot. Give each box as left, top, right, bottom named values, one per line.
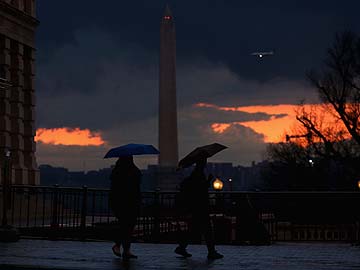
left=0, top=0, right=39, bottom=185
left=38, top=160, right=271, bottom=192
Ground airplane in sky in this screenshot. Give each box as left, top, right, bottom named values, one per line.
left=251, top=50, right=275, bottom=58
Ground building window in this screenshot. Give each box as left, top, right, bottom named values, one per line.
left=0, top=66, right=5, bottom=79
left=10, top=0, right=18, bottom=7
left=24, top=0, right=32, bottom=14
left=0, top=35, right=6, bottom=79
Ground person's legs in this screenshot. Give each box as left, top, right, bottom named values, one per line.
left=122, top=218, right=138, bottom=259
left=202, top=216, right=215, bottom=252
left=177, top=227, right=189, bottom=249
left=112, top=244, right=121, bottom=257
left=190, top=216, right=203, bottom=244
left=121, top=225, right=132, bottom=254
left=198, top=214, right=224, bottom=260
left=112, top=221, right=124, bottom=257
left=174, top=216, right=192, bottom=257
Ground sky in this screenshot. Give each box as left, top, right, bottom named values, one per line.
left=34, top=0, right=360, bottom=171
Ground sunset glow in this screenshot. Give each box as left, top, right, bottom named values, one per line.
left=35, top=128, right=105, bottom=146
left=196, top=103, right=339, bottom=143
left=211, top=123, right=231, bottom=133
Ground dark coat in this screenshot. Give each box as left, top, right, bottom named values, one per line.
left=177, top=166, right=210, bottom=215
left=109, top=157, right=142, bottom=221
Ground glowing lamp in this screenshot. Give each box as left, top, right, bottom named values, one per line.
left=308, top=159, right=314, bottom=166
left=358, top=180, right=360, bottom=190
left=164, top=16, right=171, bottom=20
left=213, top=178, right=223, bottom=191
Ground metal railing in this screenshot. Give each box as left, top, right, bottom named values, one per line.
left=1, top=185, right=359, bottom=244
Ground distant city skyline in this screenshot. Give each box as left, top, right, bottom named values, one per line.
left=33, top=1, right=360, bottom=171
left=39, top=160, right=266, bottom=192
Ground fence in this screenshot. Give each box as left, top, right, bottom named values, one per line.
left=1, top=185, right=359, bottom=244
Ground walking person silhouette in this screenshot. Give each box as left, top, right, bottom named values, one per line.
left=175, top=157, right=224, bottom=260
left=109, top=156, right=141, bottom=260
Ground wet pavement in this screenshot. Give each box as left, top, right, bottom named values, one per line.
left=0, top=239, right=360, bottom=270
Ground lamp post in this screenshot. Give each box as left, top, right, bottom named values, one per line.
left=212, top=177, right=223, bottom=213
left=308, top=159, right=314, bottom=167
left=228, top=178, right=233, bottom=192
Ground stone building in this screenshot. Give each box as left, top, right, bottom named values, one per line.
left=0, top=0, right=39, bottom=185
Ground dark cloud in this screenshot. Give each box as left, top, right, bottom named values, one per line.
left=178, top=112, right=267, bottom=166
left=177, top=62, right=318, bottom=106
left=183, top=105, right=287, bottom=124
left=34, top=27, right=320, bottom=170
left=37, top=0, right=360, bottom=81
left=36, top=29, right=314, bottom=132
left=36, top=142, right=112, bottom=171
left=34, top=1, right=360, bottom=170
left=37, top=28, right=158, bottom=129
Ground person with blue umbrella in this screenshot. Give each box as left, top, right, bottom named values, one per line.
left=105, top=144, right=159, bottom=260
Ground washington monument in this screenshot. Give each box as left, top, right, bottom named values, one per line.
left=158, top=4, right=178, bottom=168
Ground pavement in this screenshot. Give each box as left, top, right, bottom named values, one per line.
left=0, top=239, right=360, bottom=270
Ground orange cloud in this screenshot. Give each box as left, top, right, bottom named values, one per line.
left=35, top=128, right=105, bottom=146
left=196, top=103, right=340, bottom=143
left=211, top=123, right=231, bottom=133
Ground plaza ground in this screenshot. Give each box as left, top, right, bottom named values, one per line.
left=1, top=239, right=360, bottom=270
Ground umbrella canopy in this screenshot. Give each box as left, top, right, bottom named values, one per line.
left=104, top=143, right=160, bottom=158
left=178, top=143, right=227, bottom=168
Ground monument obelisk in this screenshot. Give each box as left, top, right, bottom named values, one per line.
left=156, top=4, right=180, bottom=190
left=159, top=4, right=178, bottom=168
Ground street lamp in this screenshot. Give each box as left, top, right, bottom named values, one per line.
left=212, top=177, right=224, bottom=212
left=213, top=177, right=223, bottom=191
left=308, top=159, right=314, bottom=167
left=228, top=178, right=233, bottom=192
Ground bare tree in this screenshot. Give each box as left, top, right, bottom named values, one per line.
left=305, top=31, right=360, bottom=146
left=263, top=32, right=360, bottom=190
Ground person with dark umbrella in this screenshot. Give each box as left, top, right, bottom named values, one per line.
left=109, top=155, right=141, bottom=259
left=175, top=146, right=225, bottom=260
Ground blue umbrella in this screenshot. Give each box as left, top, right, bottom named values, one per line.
left=104, top=143, right=160, bottom=158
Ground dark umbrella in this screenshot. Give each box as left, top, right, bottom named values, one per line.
left=178, top=143, right=227, bottom=168
left=104, top=143, right=159, bottom=158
